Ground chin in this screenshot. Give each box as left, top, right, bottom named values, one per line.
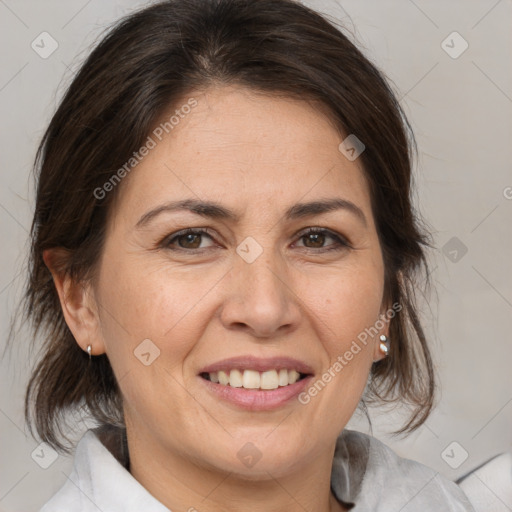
left=188, top=438, right=303, bottom=479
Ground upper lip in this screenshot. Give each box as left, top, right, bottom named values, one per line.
left=199, top=356, right=314, bottom=375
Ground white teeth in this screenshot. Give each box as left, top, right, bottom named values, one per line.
left=242, top=369, right=260, bottom=389
left=260, top=370, right=279, bottom=390
left=288, top=370, right=300, bottom=384
left=205, top=368, right=305, bottom=389
left=218, top=370, right=229, bottom=386
left=229, top=369, right=243, bottom=388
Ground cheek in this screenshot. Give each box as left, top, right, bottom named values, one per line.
left=304, top=264, right=384, bottom=345
left=94, top=257, right=212, bottom=426
left=95, top=254, right=215, bottom=375
left=300, top=273, right=382, bottom=413
left=299, top=264, right=384, bottom=397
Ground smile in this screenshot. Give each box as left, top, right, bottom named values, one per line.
left=197, top=355, right=314, bottom=410
left=200, top=369, right=308, bottom=390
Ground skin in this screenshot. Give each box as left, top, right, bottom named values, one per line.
left=46, top=85, right=390, bottom=512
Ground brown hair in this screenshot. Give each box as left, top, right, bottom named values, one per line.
left=17, top=0, right=435, bottom=453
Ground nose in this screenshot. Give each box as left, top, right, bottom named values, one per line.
left=219, top=247, right=302, bottom=339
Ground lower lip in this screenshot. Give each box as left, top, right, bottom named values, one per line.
left=198, top=375, right=313, bottom=411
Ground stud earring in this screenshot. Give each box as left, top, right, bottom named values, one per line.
left=87, top=344, right=92, bottom=360
left=379, top=334, right=389, bottom=355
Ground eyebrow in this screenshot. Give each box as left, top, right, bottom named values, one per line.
left=135, top=197, right=367, bottom=228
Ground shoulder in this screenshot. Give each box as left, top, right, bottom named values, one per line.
left=331, top=429, right=476, bottom=511
left=457, top=450, right=512, bottom=511
left=38, top=431, right=97, bottom=512
left=38, top=427, right=169, bottom=512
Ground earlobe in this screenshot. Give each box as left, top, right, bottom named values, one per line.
left=43, top=248, right=105, bottom=356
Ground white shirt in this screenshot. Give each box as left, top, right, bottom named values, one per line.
left=458, top=451, right=512, bottom=511
left=40, top=425, right=476, bottom=511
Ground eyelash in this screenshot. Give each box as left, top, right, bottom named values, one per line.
left=161, top=227, right=351, bottom=253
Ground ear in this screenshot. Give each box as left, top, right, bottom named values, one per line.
left=43, top=248, right=106, bottom=357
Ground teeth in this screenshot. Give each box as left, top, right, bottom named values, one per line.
left=242, top=369, right=260, bottom=389
left=229, top=369, right=243, bottom=388
left=288, top=369, right=300, bottom=385
left=218, top=370, right=229, bottom=386
left=260, top=370, right=279, bottom=390
left=206, top=369, right=305, bottom=389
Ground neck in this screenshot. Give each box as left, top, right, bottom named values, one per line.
left=124, top=425, right=349, bottom=512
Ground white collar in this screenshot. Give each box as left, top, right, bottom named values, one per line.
left=40, top=425, right=476, bottom=511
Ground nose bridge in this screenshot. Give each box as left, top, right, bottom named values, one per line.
left=238, top=237, right=288, bottom=305
left=220, top=236, right=299, bottom=336
left=243, top=243, right=284, bottom=297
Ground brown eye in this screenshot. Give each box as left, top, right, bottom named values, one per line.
left=302, top=232, right=326, bottom=248
left=295, top=228, right=350, bottom=252
left=176, top=233, right=202, bottom=248
left=164, top=228, right=216, bottom=251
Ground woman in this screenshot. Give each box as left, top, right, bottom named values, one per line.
left=21, top=0, right=475, bottom=510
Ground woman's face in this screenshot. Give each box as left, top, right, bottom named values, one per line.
left=90, top=85, right=388, bottom=477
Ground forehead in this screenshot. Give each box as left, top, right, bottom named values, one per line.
left=112, top=86, right=372, bottom=225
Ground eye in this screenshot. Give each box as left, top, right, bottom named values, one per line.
left=161, top=227, right=351, bottom=253
left=294, top=227, right=351, bottom=252
left=163, top=228, right=217, bottom=250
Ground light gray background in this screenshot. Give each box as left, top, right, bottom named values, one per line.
left=1, top=0, right=511, bottom=510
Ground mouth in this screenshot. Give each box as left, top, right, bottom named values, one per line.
left=197, top=356, right=314, bottom=411
left=199, top=368, right=310, bottom=390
